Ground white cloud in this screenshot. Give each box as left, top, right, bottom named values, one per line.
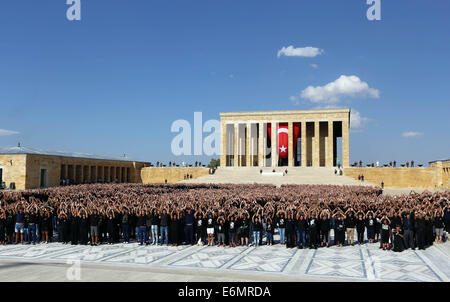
left=277, top=46, right=324, bottom=58
left=300, top=75, right=379, bottom=105
left=310, top=63, right=318, bottom=69
left=402, top=131, right=423, bottom=137
left=350, top=110, right=369, bottom=130
left=0, top=129, right=19, bottom=136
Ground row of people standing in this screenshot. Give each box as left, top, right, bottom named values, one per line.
left=1, top=207, right=446, bottom=253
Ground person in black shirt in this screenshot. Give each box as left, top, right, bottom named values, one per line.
left=184, top=208, right=195, bottom=245
left=392, top=225, right=404, bottom=252
left=415, top=212, right=426, bottom=250
left=89, top=209, right=99, bottom=246
left=238, top=213, right=250, bottom=247
left=58, top=211, right=69, bottom=244
left=136, top=210, right=147, bottom=246
left=285, top=212, right=295, bottom=248
left=121, top=209, right=129, bottom=244
left=380, top=215, right=391, bottom=250
left=6, top=210, right=14, bottom=244
left=129, top=213, right=137, bottom=241
left=356, top=212, right=366, bottom=245
left=206, top=213, right=215, bottom=246
left=252, top=215, right=263, bottom=247
left=365, top=212, right=376, bottom=244
left=79, top=211, right=89, bottom=245
left=433, top=211, right=445, bottom=243
left=107, top=211, right=116, bottom=245
left=143, top=213, right=151, bottom=245
left=227, top=214, right=237, bottom=247
left=70, top=211, right=79, bottom=245
left=41, top=211, right=51, bottom=243
left=159, top=209, right=170, bottom=245
left=217, top=216, right=226, bottom=247
left=295, top=213, right=307, bottom=249
left=0, top=210, right=6, bottom=244
left=170, top=211, right=180, bottom=246
left=23, top=214, right=29, bottom=244
left=345, top=210, right=356, bottom=246
left=150, top=209, right=160, bottom=245
left=391, top=212, right=403, bottom=229
left=374, top=213, right=381, bottom=243
left=27, top=209, right=38, bottom=244
left=319, top=211, right=331, bottom=248
left=194, top=211, right=205, bottom=245
left=308, top=212, right=318, bottom=249
left=276, top=211, right=286, bottom=245
left=333, top=213, right=346, bottom=247
left=402, top=212, right=415, bottom=249
left=265, top=217, right=274, bottom=246
left=424, top=214, right=434, bottom=247
left=98, top=214, right=106, bottom=244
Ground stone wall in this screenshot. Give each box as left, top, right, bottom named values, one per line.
left=141, top=167, right=210, bottom=184
left=0, top=154, right=27, bottom=190
left=0, top=154, right=149, bottom=190
left=26, top=154, right=62, bottom=189
left=430, top=160, right=450, bottom=188
left=343, top=167, right=447, bottom=189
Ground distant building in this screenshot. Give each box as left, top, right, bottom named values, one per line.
left=219, top=108, right=350, bottom=168
left=0, top=147, right=149, bottom=190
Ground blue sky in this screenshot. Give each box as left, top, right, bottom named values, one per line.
left=0, top=0, right=449, bottom=165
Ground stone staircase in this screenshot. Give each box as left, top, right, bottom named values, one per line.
left=179, top=167, right=376, bottom=187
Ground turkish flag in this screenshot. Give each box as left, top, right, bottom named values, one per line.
left=278, top=123, right=288, bottom=159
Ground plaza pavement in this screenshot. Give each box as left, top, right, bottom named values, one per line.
left=1, top=168, right=447, bottom=282
left=0, top=235, right=448, bottom=282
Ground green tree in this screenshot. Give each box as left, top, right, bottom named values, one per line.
left=207, top=158, right=220, bottom=169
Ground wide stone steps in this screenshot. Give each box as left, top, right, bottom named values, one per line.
left=179, top=167, right=376, bottom=186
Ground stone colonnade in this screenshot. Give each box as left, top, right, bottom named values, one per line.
left=59, top=160, right=135, bottom=184
left=220, top=108, right=350, bottom=168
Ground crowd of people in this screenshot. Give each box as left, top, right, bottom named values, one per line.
left=0, top=184, right=448, bottom=253
left=352, top=160, right=420, bottom=168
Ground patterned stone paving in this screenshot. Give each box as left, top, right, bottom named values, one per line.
left=0, top=241, right=448, bottom=281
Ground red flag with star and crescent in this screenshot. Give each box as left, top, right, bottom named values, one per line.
left=267, top=123, right=300, bottom=159
left=278, top=123, right=288, bottom=159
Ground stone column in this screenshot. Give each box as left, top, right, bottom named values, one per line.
left=81, top=165, right=86, bottom=183
left=271, top=122, right=278, bottom=167
left=118, top=167, right=122, bottom=183
left=327, top=121, right=334, bottom=167
left=246, top=123, right=251, bottom=167
left=234, top=123, right=239, bottom=167
left=98, top=166, right=103, bottom=181
left=342, top=119, right=350, bottom=167
left=301, top=121, right=307, bottom=167
left=220, top=121, right=226, bottom=167
left=110, top=167, right=115, bottom=182
left=62, top=164, right=68, bottom=179
left=288, top=122, right=294, bottom=167
left=91, top=166, right=96, bottom=182
left=258, top=122, right=265, bottom=167
left=124, top=167, right=128, bottom=183
left=313, top=122, right=320, bottom=167
left=85, top=165, right=90, bottom=183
